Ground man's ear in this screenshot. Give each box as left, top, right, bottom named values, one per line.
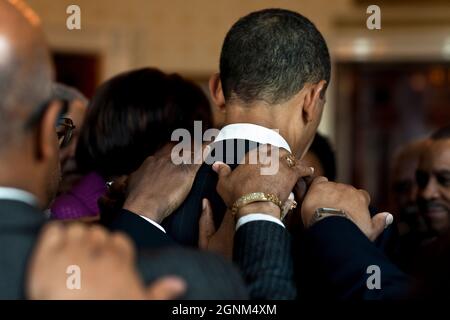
left=36, top=101, right=61, bottom=161
left=208, top=73, right=226, bottom=113
left=302, top=80, right=327, bottom=122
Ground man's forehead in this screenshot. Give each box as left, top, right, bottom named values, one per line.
left=421, top=139, right=450, bottom=170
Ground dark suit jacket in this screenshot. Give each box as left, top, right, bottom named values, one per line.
left=163, top=140, right=297, bottom=299
left=161, top=139, right=247, bottom=246
left=0, top=200, right=46, bottom=299
left=234, top=221, right=297, bottom=300
left=108, top=137, right=409, bottom=300
left=296, top=216, right=411, bottom=300
left=0, top=199, right=247, bottom=299
left=137, top=248, right=248, bottom=299
left=109, top=139, right=297, bottom=299
left=108, top=209, right=176, bottom=249
left=112, top=211, right=297, bottom=300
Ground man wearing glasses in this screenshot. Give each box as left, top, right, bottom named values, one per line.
left=0, top=0, right=76, bottom=298
left=56, top=117, right=76, bottom=149
left=0, top=1, right=248, bottom=300
left=52, top=83, right=88, bottom=195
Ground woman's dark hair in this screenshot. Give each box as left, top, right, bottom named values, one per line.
left=75, top=68, right=212, bottom=179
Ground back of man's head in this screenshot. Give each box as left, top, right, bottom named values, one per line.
left=220, top=8, right=330, bottom=105
left=0, top=0, right=53, bottom=152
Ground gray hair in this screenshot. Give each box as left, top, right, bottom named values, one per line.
left=52, top=83, right=88, bottom=106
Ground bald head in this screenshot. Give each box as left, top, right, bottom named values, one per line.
left=0, top=0, right=53, bottom=151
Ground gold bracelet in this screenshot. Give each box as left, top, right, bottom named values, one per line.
left=231, top=192, right=282, bottom=215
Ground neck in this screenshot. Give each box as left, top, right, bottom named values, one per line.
left=224, top=102, right=302, bottom=156
left=0, top=176, right=40, bottom=204
left=0, top=156, right=43, bottom=209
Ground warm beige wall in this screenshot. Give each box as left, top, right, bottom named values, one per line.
left=26, top=0, right=351, bottom=74
left=25, top=0, right=450, bottom=139
left=26, top=0, right=450, bottom=72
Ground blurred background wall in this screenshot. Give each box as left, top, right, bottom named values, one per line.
left=26, top=0, right=450, bottom=210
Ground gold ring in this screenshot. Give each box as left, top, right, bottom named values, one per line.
left=285, top=154, right=296, bottom=168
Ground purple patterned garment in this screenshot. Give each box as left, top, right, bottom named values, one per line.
left=50, top=171, right=107, bottom=220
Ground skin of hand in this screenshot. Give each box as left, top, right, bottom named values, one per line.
left=198, top=199, right=235, bottom=259
left=123, top=143, right=203, bottom=224
left=26, top=222, right=186, bottom=300
left=197, top=145, right=314, bottom=257
left=301, top=176, right=394, bottom=241
left=212, top=145, right=314, bottom=220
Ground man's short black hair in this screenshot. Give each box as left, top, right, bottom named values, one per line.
left=220, top=8, right=331, bottom=105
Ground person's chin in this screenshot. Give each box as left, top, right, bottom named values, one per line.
left=424, top=209, right=450, bottom=235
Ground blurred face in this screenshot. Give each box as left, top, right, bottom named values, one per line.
left=392, top=154, right=421, bottom=218
left=416, top=139, right=450, bottom=235
left=298, top=97, right=325, bottom=158
left=56, top=99, right=87, bottom=195
left=302, top=151, right=324, bottom=178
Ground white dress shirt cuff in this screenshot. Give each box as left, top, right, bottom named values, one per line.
left=236, top=213, right=285, bottom=231
left=137, top=215, right=166, bottom=233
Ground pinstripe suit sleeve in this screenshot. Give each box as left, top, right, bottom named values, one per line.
left=233, top=220, right=297, bottom=300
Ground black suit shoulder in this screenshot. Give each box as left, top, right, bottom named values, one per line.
left=162, top=162, right=227, bottom=246
left=137, top=247, right=248, bottom=299
left=162, top=139, right=259, bottom=247
left=301, top=216, right=410, bottom=300
left=107, top=209, right=176, bottom=249
left=0, top=200, right=45, bottom=299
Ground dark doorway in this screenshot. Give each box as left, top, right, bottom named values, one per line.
left=52, top=51, right=101, bottom=98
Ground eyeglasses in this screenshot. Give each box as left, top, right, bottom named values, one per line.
left=56, top=117, right=76, bottom=148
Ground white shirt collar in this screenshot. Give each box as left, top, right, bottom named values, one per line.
left=138, top=215, right=166, bottom=233
left=214, top=123, right=292, bottom=153
left=0, top=187, right=38, bottom=207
